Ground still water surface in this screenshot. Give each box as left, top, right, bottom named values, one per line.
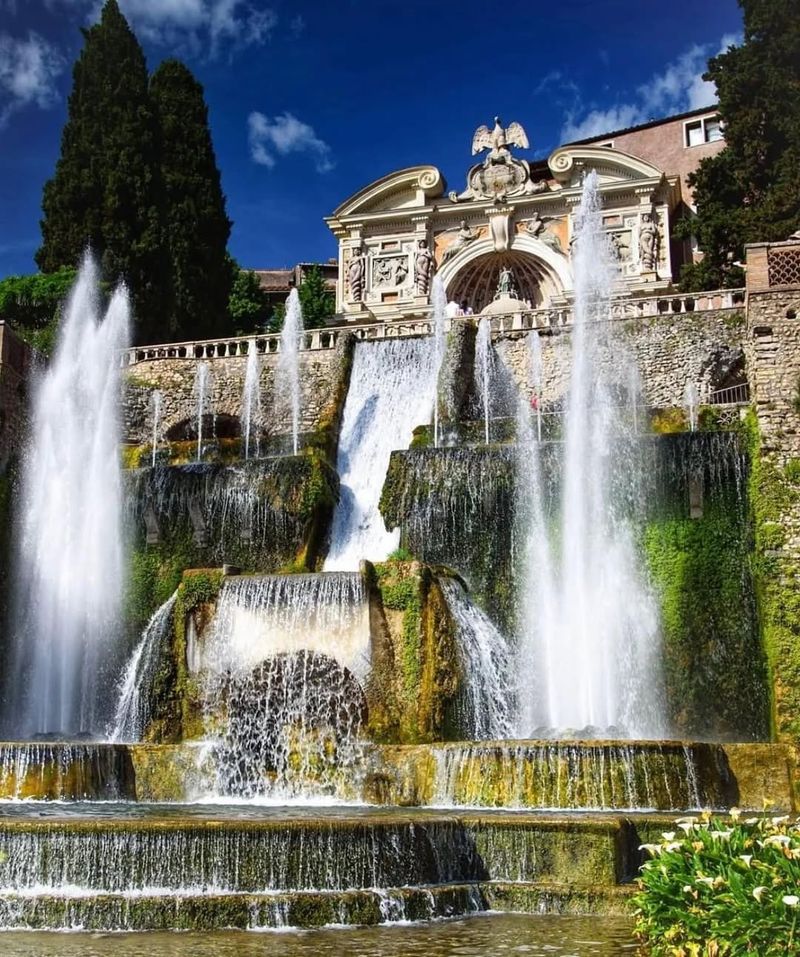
left=1, top=914, right=636, bottom=956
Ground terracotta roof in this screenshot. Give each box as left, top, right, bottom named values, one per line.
left=253, top=269, right=292, bottom=290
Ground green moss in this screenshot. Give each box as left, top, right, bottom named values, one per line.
left=745, top=409, right=800, bottom=742
left=643, top=499, right=768, bottom=739
left=409, top=424, right=431, bottom=449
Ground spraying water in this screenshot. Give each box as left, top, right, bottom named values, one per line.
left=324, top=338, right=436, bottom=570
left=278, top=289, right=304, bottom=455
left=110, top=592, right=177, bottom=742
left=431, top=277, right=447, bottom=447
left=4, top=256, right=129, bottom=737
left=150, top=390, right=162, bottom=468
left=528, top=330, right=543, bottom=442
left=516, top=172, right=665, bottom=739
left=684, top=382, right=699, bottom=432
left=474, top=317, right=493, bottom=445
left=193, top=362, right=211, bottom=462
left=241, top=339, right=261, bottom=460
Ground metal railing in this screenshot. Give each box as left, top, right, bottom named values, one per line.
left=707, top=382, right=750, bottom=405
left=120, top=288, right=746, bottom=367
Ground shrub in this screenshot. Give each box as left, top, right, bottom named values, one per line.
left=634, top=811, right=800, bottom=955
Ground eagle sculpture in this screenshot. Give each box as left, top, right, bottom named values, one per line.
left=471, top=117, right=530, bottom=161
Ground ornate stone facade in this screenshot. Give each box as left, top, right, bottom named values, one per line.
left=325, top=117, right=679, bottom=323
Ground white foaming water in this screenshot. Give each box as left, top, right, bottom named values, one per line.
left=278, top=289, right=304, bottom=455
left=474, top=316, right=494, bottom=445
left=516, top=172, right=665, bottom=739
left=241, top=338, right=261, bottom=459
left=439, top=578, right=513, bottom=739
left=193, top=361, right=211, bottom=461
left=110, top=591, right=178, bottom=742
left=431, top=276, right=447, bottom=447
left=5, top=256, right=129, bottom=737
left=150, top=390, right=162, bottom=468
left=324, top=337, right=436, bottom=570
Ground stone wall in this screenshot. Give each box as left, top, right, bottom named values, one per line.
left=493, top=307, right=747, bottom=411
left=123, top=335, right=352, bottom=446
left=743, top=267, right=800, bottom=743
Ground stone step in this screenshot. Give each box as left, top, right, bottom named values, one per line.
left=0, top=810, right=640, bottom=893
left=0, top=882, right=636, bottom=931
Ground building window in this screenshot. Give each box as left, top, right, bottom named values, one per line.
left=685, top=115, right=723, bottom=147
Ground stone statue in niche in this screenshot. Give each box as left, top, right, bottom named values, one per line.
left=638, top=213, right=659, bottom=272
left=414, top=240, right=435, bottom=296
left=494, top=266, right=519, bottom=300
left=347, top=245, right=366, bottom=302
left=442, top=221, right=476, bottom=262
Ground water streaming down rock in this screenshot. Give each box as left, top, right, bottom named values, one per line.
left=278, top=289, right=304, bottom=455
left=193, top=362, right=212, bottom=462
left=516, top=172, right=666, bottom=739
left=109, top=592, right=178, bottom=743
left=429, top=741, right=721, bottom=811
left=431, top=276, right=447, bottom=447
left=150, top=389, right=162, bottom=468
left=241, top=339, right=261, bottom=459
left=684, top=381, right=699, bottom=432
left=474, top=317, right=494, bottom=445
left=325, top=337, right=436, bottom=570
left=528, top=330, right=543, bottom=441
left=439, top=579, right=514, bottom=739
left=0, top=743, right=135, bottom=800
left=202, top=574, right=371, bottom=796
left=3, top=257, right=129, bottom=738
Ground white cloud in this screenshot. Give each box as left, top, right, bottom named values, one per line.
left=49, top=0, right=277, bottom=57
left=248, top=111, right=334, bottom=173
left=562, top=33, right=740, bottom=142
left=0, top=31, right=64, bottom=126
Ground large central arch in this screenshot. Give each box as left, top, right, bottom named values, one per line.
left=437, top=235, right=573, bottom=312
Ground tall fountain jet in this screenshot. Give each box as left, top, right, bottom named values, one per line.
left=517, top=172, right=665, bottom=739
left=431, top=277, right=447, bottom=447
left=474, top=317, right=493, bottom=445
left=279, top=289, right=304, bottom=455
left=4, top=256, right=129, bottom=737
left=193, top=362, right=211, bottom=462
left=241, top=339, right=261, bottom=460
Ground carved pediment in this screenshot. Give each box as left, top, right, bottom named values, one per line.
left=331, top=166, right=445, bottom=218
left=548, top=146, right=666, bottom=188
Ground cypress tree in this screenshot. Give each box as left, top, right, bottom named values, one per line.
left=678, top=0, right=800, bottom=290
left=150, top=60, right=232, bottom=340
left=36, top=0, right=165, bottom=343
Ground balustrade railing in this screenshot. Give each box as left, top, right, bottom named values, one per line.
left=120, top=288, right=746, bottom=367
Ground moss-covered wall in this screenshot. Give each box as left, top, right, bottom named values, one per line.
left=367, top=560, right=462, bottom=744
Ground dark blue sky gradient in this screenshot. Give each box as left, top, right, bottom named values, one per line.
left=0, top=0, right=742, bottom=278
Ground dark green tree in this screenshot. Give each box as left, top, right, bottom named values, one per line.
left=150, top=60, right=232, bottom=341
left=297, top=265, right=335, bottom=329
left=36, top=0, right=165, bottom=343
left=0, top=269, right=78, bottom=355
left=228, top=262, right=271, bottom=333
left=678, top=0, right=800, bottom=290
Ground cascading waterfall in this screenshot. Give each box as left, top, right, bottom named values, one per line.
left=431, top=276, right=447, bottom=447
left=516, top=172, right=665, bottom=739
left=109, top=592, right=178, bottom=742
left=324, top=337, right=436, bottom=570
left=201, top=574, right=370, bottom=796
left=241, top=338, right=261, bottom=460
left=474, top=317, right=493, bottom=445
left=193, top=362, right=212, bottom=462
left=440, top=579, right=513, bottom=739
left=150, top=389, right=162, bottom=468
left=278, top=289, right=304, bottom=455
left=3, top=257, right=129, bottom=738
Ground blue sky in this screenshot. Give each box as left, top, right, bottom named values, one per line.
left=0, top=0, right=742, bottom=278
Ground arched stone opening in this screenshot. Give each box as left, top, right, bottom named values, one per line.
left=165, top=413, right=241, bottom=442
left=439, top=236, right=571, bottom=313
